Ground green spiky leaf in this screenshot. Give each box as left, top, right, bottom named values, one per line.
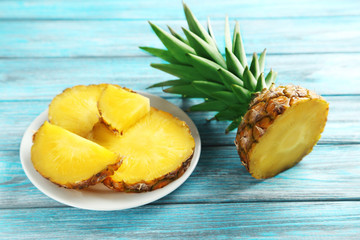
left=225, top=47, right=244, bottom=79
left=255, top=73, right=266, bottom=92
left=225, top=16, right=232, bottom=51
left=183, top=2, right=217, bottom=49
left=148, top=79, right=191, bottom=89
left=233, top=22, right=248, bottom=67
left=192, top=80, right=226, bottom=96
left=217, top=68, right=244, bottom=91
left=225, top=117, right=242, bottom=134
left=151, top=63, right=203, bottom=80
left=231, top=84, right=252, bottom=103
left=149, top=21, right=195, bottom=64
left=186, top=53, right=223, bottom=82
left=250, top=52, right=260, bottom=79
left=168, top=25, right=189, bottom=44
left=190, top=100, right=227, bottom=112
left=212, top=91, right=239, bottom=105
left=215, top=109, right=240, bottom=121
left=243, top=66, right=257, bottom=90
left=265, top=69, right=278, bottom=87
left=164, top=85, right=208, bottom=98
left=183, top=28, right=226, bottom=68
left=259, top=49, right=267, bottom=73
left=139, top=47, right=180, bottom=64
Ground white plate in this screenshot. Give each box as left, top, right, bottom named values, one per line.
left=20, top=92, right=201, bottom=211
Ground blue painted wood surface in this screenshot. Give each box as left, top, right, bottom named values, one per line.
left=1, top=0, right=360, bottom=239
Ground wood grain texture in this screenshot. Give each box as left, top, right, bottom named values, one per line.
left=1, top=202, right=360, bottom=239
left=2, top=144, right=360, bottom=209
left=0, top=95, right=358, bottom=152
left=1, top=0, right=359, bottom=19
left=1, top=53, right=360, bottom=101
left=1, top=16, right=360, bottom=58
left=0, top=0, right=359, bottom=238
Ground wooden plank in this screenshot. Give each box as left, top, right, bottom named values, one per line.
left=1, top=54, right=360, bottom=101
left=1, top=144, right=360, bottom=209
left=0, top=95, right=359, bottom=151
left=0, top=17, right=360, bottom=58
left=1, top=202, right=359, bottom=238
left=0, top=0, right=359, bottom=19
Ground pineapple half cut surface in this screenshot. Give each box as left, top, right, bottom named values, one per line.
left=89, top=107, right=195, bottom=192
left=31, top=121, right=121, bottom=189
left=235, top=85, right=329, bottom=179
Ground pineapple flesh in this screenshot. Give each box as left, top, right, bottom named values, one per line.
left=90, top=108, right=195, bottom=192
left=98, top=85, right=150, bottom=134
left=49, top=84, right=107, bottom=137
left=235, top=85, right=329, bottom=179
left=31, top=121, right=121, bottom=189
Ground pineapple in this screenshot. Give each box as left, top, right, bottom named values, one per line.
left=89, top=108, right=195, bottom=192
left=49, top=84, right=107, bottom=137
left=31, top=121, right=121, bottom=189
left=98, top=84, right=150, bottom=134
left=141, top=3, right=329, bottom=179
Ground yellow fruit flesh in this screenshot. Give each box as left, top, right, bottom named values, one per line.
left=31, top=121, right=119, bottom=186
left=98, top=85, right=150, bottom=134
left=249, top=99, right=329, bottom=179
left=49, top=84, right=106, bottom=137
left=91, top=108, right=195, bottom=185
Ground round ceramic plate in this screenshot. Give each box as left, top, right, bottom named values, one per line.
left=20, top=92, right=201, bottom=211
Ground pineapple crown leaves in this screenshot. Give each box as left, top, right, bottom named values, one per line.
left=140, top=2, right=277, bottom=133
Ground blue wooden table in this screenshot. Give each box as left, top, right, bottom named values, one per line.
left=1, top=0, right=360, bottom=238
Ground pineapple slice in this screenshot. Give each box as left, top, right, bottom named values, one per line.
left=31, top=121, right=121, bottom=189
left=98, top=85, right=150, bottom=134
left=89, top=108, right=195, bottom=192
left=48, top=84, right=107, bottom=137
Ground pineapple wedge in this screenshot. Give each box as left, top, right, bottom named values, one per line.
left=89, top=108, right=195, bottom=192
left=48, top=84, right=107, bottom=137
left=98, top=85, right=150, bottom=134
left=31, top=121, right=121, bottom=189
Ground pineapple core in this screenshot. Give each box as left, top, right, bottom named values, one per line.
left=31, top=121, right=119, bottom=188
left=98, top=85, right=150, bottom=134
left=249, top=99, right=329, bottom=179
left=91, top=108, right=195, bottom=186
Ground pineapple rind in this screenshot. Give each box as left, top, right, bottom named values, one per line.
left=235, top=85, right=329, bottom=179
left=103, top=156, right=192, bottom=192
left=31, top=121, right=122, bottom=189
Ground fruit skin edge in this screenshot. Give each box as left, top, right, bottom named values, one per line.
left=103, top=154, right=193, bottom=192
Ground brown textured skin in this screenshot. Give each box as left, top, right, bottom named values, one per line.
left=234, top=85, right=328, bottom=178
left=103, top=155, right=193, bottom=192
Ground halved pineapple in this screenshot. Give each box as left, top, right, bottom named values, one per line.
left=235, top=86, right=329, bottom=179
left=90, top=108, right=195, bottom=192
left=98, top=85, right=150, bottom=134
left=48, top=84, right=107, bottom=137
left=31, top=121, right=121, bottom=189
